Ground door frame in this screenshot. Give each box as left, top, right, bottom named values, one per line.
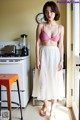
left=72, top=3, right=80, bottom=120
left=66, top=4, right=72, bottom=107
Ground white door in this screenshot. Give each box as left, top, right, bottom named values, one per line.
left=72, top=3, right=80, bottom=120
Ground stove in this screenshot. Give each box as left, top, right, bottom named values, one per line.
left=0, top=40, right=29, bottom=58
left=0, top=40, right=30, bottom=107
left=0, top=53, right=22, bottom=57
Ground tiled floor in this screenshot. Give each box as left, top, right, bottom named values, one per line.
left=12, top=99, right=72, bottom=120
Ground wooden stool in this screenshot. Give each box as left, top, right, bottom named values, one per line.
left=0, top=74, right=23, bottom=120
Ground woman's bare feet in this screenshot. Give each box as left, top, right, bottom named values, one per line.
left=40, top=104, right=47, bottom=116
left=49, top=100, right=56, bottom=119
left=49, top=109, right=56, bottom=120
left=49, top=115, right=55, bottom=120
left=40, top=100, right=48, bottom=116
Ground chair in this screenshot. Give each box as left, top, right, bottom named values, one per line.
left=0, top=74, right=23, bottom=120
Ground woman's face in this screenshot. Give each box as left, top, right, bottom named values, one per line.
left=45, top=6, right=55, bottom=21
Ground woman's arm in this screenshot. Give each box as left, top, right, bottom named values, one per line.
left=35, top=23, right=42, bottom=69
left=58, top=25, right=64, bottom=70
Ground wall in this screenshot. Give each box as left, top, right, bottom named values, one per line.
left=0, top=0, right=66, bottom=70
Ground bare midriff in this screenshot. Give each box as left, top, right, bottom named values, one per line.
left=41, top=40, right=57, bottom=46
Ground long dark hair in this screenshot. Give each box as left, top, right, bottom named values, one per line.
left=43, top=1, right=60, bottom=21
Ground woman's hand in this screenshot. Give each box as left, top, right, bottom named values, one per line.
left=58, top=61, right=63, bottom=71
left=36, top=59, right=41, bottom=70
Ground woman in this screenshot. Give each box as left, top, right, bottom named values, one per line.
left=32, top=1, right=64, bottom=118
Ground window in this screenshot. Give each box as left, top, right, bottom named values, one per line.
left=73, top=3, right=79, bottom=57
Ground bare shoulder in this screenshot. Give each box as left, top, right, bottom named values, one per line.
left=37, top=22, right=44, bottom=29
left=59, top=24, right=64, bottom=31
left=36, top=22, right=45, bottom=34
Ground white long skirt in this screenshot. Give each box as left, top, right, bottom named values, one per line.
left=32, top=46, right=64, bottom=100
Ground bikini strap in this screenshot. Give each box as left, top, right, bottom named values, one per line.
left=58, top=25, right=59, bottom=34
left=42, top=23, right=45, bottom=31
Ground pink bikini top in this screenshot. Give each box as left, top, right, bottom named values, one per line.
left=40, top=24, right=60, bottom=42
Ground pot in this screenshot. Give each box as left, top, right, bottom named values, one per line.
left=3, top=45, right=16, bottom=54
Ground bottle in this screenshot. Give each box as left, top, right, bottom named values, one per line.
left=20, top=34, right=28, bottom=56
left=21, top=34, right=27, bottom=47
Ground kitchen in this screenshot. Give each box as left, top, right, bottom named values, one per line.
left=0, top=34, right=30, bottom=108
left=0, top=0, right=80, bottom=120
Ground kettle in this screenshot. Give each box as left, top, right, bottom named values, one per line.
left=22, top=46, right=28, bottom=56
